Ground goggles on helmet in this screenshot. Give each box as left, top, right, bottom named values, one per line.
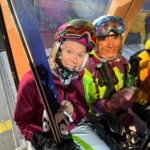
left=93, top=15, right=125, bottom=37
left=55, top=19, right=97, bottom=51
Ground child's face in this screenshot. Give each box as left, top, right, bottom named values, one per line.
left=61, top=40, right=86, bottom=72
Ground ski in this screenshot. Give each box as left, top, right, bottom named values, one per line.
left=9, top=0, right=62, bottom=144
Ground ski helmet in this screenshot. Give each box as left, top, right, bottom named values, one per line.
left=51, top=19, right=96, bottom=80
left=93, top=15, right=125, bottom=37
left=55, top=19, right=97, bottom=52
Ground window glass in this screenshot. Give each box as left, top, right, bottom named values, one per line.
left=34, top=0, right=111, bottom=52
left=123, top=0, right=150, bottom=59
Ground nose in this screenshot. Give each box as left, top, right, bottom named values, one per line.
left=107, top=37, right=113, bottom=47
left=72, top=54, right=78, bottom=64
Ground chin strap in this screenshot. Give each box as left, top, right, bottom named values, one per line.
left=55, top=57, right=78, bottom=80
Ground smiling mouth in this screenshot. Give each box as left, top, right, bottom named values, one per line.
left=66, top=65, right=75, bottom=71
left=107, top=50, right=115, bottom=53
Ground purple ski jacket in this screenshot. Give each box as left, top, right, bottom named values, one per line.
left=14, top=71, right=89, bottom=141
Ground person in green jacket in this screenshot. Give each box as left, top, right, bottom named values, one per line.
left=83, top=15, right=147, bottom=149
left=83, top=15, right=144, bottom=129
left=83, top=15, right=134, bottom=115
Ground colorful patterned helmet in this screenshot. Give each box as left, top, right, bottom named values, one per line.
left=93, top=15, right=126, bottom=37
left=55, top=19, right=97, bottom=52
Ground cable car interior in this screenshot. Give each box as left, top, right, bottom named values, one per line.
left=0, top=0, right=149, bottom=149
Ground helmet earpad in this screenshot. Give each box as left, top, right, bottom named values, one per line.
left=79, top=52, right=89, bottom=71
left=49, top=41, right=61, bottom=70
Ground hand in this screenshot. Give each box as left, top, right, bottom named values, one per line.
left=60, top=100, right=74, bottom=117
left=55, top=109, right=73, bottom=135
left=113, top=86, right=138, bottom=106
left=93, top=86, right=139, bottom=115
left=106, top=86, right=139, bottom=113
left=119, top=108, right=134, bottom=126
left=31, top=132, right=80, bottom=150
left=31, top=132, right=53, bottom=150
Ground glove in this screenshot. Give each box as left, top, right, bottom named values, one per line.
left=108, top=86, right=138, bottom=112
left=31, top=132, right=80, bottom=150
left=93, top=86, right=139, bottom=115
left=61, top=134, right=80, bottom=150
left=119, top=108, right=134, bottom=126
left=31, top=132, right=54, bottom=150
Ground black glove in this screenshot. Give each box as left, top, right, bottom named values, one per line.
left=31, top=132, right=54, bottom=150
left=31, top=132, right=81, bottom=150
left=61, top=134, right=80, bottom=150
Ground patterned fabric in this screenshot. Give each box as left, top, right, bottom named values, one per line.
left=55, top=56, right=78, bottom=80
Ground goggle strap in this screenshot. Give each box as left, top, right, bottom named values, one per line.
left=66, top=32, right=95, bottom=47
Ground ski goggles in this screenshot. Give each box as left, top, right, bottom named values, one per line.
left=55, top=19, right=97, bottom=48
left=95, top=16, right=125, bottom=37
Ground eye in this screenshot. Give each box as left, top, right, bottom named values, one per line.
left=78, top=53, right=84, bottom=58
left=66, top=49, right=72, bottom=54
left=99, top=36, right=106, bottom=41
left=114, top=34, right=120, bottom=39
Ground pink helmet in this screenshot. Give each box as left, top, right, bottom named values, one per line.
left=55, top=19, right=97, bottom=52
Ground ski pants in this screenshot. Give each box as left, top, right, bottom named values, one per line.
left=71, top=121, right=110, bottom=150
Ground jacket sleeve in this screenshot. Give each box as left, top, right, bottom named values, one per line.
left=13, top=73, right=44, bottom=141
left=92, top=86, right=138, bottom=115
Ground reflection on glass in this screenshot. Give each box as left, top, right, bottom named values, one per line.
left=123, top=0, right=150, bottom=60
left=34, top=0, right=111, bottom=51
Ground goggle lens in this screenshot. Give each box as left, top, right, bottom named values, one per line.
left=97, top=21, right=124, bottom=37
left=94, top=16, right=125, bottom=37
left=56, top=19, right=96, bottom=47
